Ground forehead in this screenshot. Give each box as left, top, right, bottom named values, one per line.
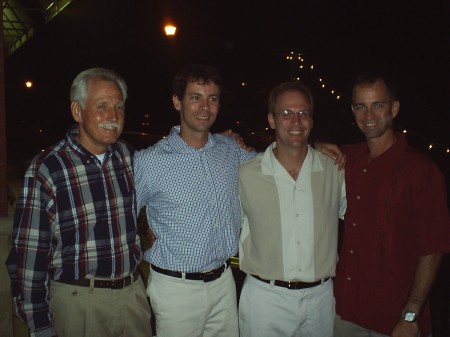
left=186, top=79, right=220, bottom=94
left=353, top=80, right=389, bottom=102
left=87, top=79, right=123, bottom=99
left=276, top=90, right=310, bottom=107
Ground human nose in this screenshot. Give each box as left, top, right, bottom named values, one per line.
left=199, top=98, right=209, bottom=111
left=291, top=112, right=302, bottom=123
left=106, top=106, right=119, bottom=120
left=365, top=107, right=376, bottom=119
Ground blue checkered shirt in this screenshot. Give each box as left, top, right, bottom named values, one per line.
left=134, top=126, right=255, bottom=272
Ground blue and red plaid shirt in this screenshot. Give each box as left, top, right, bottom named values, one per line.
left=6, top=125, right=141, bottom=337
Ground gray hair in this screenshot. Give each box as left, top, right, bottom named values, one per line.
left=70, top=68, right=127, bottom=109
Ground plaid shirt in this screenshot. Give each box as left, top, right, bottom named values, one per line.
left=6, top=125, right=141, bottom=337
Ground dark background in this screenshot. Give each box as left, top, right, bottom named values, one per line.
left=5, top=0, right=450, bottom=150
left=4, top=1, right=450, bottom=335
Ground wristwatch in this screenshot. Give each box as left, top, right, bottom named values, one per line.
left=401, top=310, right=418, bottom=322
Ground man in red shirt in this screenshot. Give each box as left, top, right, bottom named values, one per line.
left=329, top=72, right=450, bottom=337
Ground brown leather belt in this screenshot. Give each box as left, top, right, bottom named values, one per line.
left=151, top=259, right=230, bottom=283
left=57, top=269, right=140, bottom=289
left=252, top=274, right=330, bottom=290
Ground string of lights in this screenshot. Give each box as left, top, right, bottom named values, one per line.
left=285, top=51, right=449, bottom=155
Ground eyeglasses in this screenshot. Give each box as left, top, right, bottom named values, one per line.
left=274, top=110, right=311, bottom=120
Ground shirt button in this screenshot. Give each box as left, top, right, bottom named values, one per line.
left=363, top=168, right=367, bottom=173
left=353, top=223, right=357, bottom=227
left=347, top=277, right=351, bottom=281
left=356, top=195, right=361, bottom=200
left=295, top=214, right=299, bottom=218
left=350, top=250, right=354, bottom=254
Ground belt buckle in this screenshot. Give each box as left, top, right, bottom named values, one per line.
left=203, top=269, right=217, bottom=283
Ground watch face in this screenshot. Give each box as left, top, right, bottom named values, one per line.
left=403, top=311, right=417, bottom=322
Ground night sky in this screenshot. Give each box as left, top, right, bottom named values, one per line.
left=4, top=0, right=450, bottom=157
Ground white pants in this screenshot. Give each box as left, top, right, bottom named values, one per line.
left=334, top=314, right=391, bottom=337
left=239, top=275, right=334, bottom=337
left=147, top=266, right=238, bottom=337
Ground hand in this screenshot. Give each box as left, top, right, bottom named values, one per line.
left=391, top=320, right=419, bottom=337
left=146, top=228, right=156, bottom=247
left=315, top=142, right=346, bottom=170
left=221, top=129, right=254, bottom=152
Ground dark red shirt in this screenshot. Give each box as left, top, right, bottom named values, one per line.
left=334, top=133, right=450, bottom=336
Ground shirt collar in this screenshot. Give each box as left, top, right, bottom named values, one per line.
left=65, top=124, right=118, bottom=163
left=167, top=125, right=216, bottom=153
left=261, top=142, right=320, bottom=175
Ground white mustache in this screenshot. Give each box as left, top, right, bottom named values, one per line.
left=98, top=122, right=120, bottom=130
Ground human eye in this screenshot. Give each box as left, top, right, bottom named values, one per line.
left=299, top=110, right=310, bottom=118
left=209, top=96, right=219, bottom=103
left=115, top=104, right=125, bottom=112
left=190, top=95, right=199, bottom=101
left=97, top=102, right=107, bottom=110
left=352, top=104, right=365, bottom=112
left=373, top=103, right=385, bottom=110
left=281, top=110, right=291, bottom=118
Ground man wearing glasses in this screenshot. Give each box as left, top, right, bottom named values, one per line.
left=238, top=80, right=346, bottom=337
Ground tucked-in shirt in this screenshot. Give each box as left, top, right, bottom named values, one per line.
left=134, top=126, right=256, bottom=272
left=239, top=143, right=346, bottom=282
left=334, top=133, right=450, bottom=336
left=6, top=125, right=141, bottom=337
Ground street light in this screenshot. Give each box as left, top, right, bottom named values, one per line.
left=164, top=24, right=177, bottom=36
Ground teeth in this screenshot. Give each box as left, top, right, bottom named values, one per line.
left=365, top=122, right=376, bottom=127
left=289, top=131, right=303, bottom=135
left=98, top=122, right=120, bottom=130
left=195, top=116, right=209, bottom=120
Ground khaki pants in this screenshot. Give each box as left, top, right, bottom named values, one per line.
left=148, top=267, right=238, bottom=337
left=50, top=277, right=152, bottom=337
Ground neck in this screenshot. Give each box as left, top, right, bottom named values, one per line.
left=179, top=130, right=209, bottom=149
left=273, top=144, right=308, bottom=180
left=367, top=131, right=397, bottom=161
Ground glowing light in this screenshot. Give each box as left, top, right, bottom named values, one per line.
left=331, top=90, right=334, bottom=94
left=319, top=78, right=322, bottom=82
left=25, top=81, right=33, bottom=88
left=337, top=95, right=340, bottom=99
left=241, top=82, right=248, bottom=87
left=403, top=130, right=407, bottom=133
left=322, top=84, right=325, bottom=88
left=164, top=25, right=177, bottom=36
left=310, top=65, right=314, bottom=69
left=429, top=144, right=433, bottom=149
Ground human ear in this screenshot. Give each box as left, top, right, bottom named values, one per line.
left=172, top=95, right=181, bottom=111
left=71, top=101, right=82, bottom=122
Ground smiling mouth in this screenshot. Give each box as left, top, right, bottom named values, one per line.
left=195, top=115, right=209, bottom=120
left=364, top=122, right=377, bottom=128
left=288, top=130, right=303, bottom=135
left=99, top=122, right=120, bottom=131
